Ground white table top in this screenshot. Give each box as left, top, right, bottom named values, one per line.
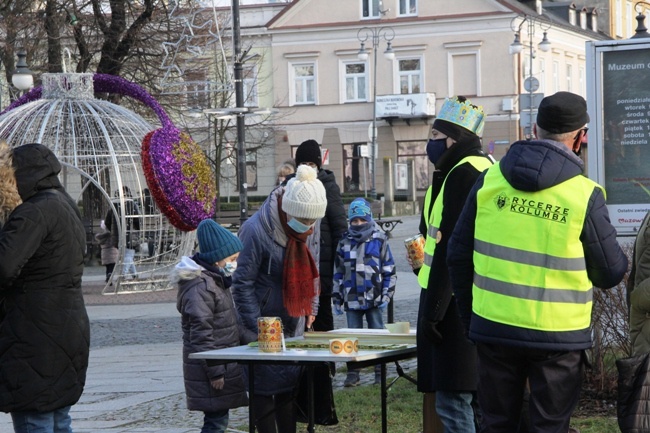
left=189, top=340, right=416, bottom=363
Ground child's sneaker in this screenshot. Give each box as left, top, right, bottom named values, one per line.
left=344, top=372, right=360, bottom=387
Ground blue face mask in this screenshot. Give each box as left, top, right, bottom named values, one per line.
left=426, top=138, right=448, bottom=165
left=223, top=261, right=237, bottom=277
left=287, top=218, right=312, bottom=234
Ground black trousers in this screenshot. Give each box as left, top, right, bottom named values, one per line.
left=312, top=294, right=334, bottom=331
left=476, top=342, right=583, bottom=433
left=313, top=274, right=335, bottom=331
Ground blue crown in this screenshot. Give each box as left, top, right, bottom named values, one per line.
left=437, top=97, right=486, bottom=136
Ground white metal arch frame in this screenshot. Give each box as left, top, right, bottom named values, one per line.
left=0, top=73, right=195, bottom=294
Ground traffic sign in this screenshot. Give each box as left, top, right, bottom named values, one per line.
left=524, top=77, right=540, bottom=92
left=520, top=110, right=538, bottom=128
left=519, top=93, right=544, bottom=110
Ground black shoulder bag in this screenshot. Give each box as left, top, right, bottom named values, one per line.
left=295, top=362, right=339, bottom=426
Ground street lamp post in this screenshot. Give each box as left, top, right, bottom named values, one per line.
left=509, top=15, right=551, bottom=139
left=357, top=26, right=395, bottom=200
left=12, top=50, right=34, bottom=93
left=232, top=0, right=248, bottom=226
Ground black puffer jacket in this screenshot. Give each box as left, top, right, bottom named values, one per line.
left=174, top=255, right=254, bottom=412
left=0, top=143, right=89, bottom=412
left=316, top=169, right=347, bottom=282
left=617, top=351, right=650, bottom=433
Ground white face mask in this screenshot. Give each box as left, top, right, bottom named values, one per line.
left=223, top=261, right=237, bottom=277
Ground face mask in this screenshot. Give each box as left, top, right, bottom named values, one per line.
left=287, top=217, right=312, bottom=234
left=223, top=261, right=237, bottom=277
left=426, top=138, right=447, bottom=164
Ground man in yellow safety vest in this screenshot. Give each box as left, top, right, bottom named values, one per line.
left=447, top=91, right=628, bottom=433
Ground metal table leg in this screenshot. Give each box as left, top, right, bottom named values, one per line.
left=307, top=365, right=315, bottom=433
left=249, top=364, right=255, bottom=433
left=381, top=362, right=387, bottom=433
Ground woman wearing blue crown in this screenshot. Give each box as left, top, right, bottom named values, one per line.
left=411, top=96, right=494, bottom=432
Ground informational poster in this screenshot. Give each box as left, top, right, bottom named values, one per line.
left=590, top=41, right=650, bottom=233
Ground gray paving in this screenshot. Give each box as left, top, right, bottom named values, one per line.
left=0, top=215, right=422, bottom=433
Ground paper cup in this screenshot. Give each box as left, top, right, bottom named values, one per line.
left=386, top=322, right=410, bottom=334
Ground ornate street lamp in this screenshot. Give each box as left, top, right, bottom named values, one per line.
left=357, top=26, right=395, bottom=200
left=509, top=15, right=551, bottom=139
left=12, top=50, right=34, bottom=92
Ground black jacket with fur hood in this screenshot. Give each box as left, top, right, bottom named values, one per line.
left=0, top=143, right=90, bottom=412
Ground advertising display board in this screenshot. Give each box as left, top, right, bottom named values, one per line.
left=587, top=39, right=650, bottom=236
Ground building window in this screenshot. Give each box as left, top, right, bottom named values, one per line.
left=343, top=62, right=367, bottom=102
left=553, top=61, right=560, bottom=93
left=566, top=64, right=573, bottom=92
left=616, top=0, right=622, bottom=37
left=291, top=63, right=316, bottom=105
left=569, top=9, right=576, bottom=26
left=397, top=141, right=429, bottom=191
left=362, top=0, right=381, bottom=18
left=450, top=52, right=478, bottom=96
left=398, top=0, right=417, bottom=16
left=398, top=58, right=422, bottom=94
left=342, top=143, right=371, bottom=193
left=627, top=3, right=633, bottom=36
left=243, top=65, right=258, bottom=108
left=579, top=10, right=587, bottom=29
left=579, top=66, right=585, bottom=96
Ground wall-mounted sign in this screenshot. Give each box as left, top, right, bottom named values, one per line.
left=587, top=39, right=650, bottom=235
left=376, top=93, right=436, bottom=118
left=395, top=163, right=408, bottom=190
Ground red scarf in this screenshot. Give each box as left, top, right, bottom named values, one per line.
left=278, top=194, right=321, bottom=318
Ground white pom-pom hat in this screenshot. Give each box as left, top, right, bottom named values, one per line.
left=282, top=165, right=327, bottom=220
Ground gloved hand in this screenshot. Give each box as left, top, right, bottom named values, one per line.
left=378, top=301, right=388, bottom=312
left=419, top=317, right=443, bottom=344
left=210, top=376, right=225, bottom=390
left=334, top=304, right=344, bottom=316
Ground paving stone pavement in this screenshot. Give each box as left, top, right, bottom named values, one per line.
left=0, top=215, right=422, bottom=433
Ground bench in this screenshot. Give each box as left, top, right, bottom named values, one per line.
left=217, top=205, right=260, bottom=233
left=346, top=200, right=403, bottom=238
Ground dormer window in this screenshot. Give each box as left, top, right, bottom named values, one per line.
left=591, top=13, right=598, bottom=32
left=569, top=8, right=577, bottom=26
left=580, top=9, right=587, bottom=29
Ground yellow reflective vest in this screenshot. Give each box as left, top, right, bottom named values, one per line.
left=418, top=155, right=493, bottom=289
left=472, top=163, right=599, bottom=332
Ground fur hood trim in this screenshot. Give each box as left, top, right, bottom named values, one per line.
left=170, top=256, right=204, bottom=283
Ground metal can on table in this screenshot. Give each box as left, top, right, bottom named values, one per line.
left=257, top=317, right=283, bottom=352
left=404, top=234, right=425, bottom=269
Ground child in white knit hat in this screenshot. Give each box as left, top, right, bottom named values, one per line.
left=232, top=164, right=328, bottom=433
